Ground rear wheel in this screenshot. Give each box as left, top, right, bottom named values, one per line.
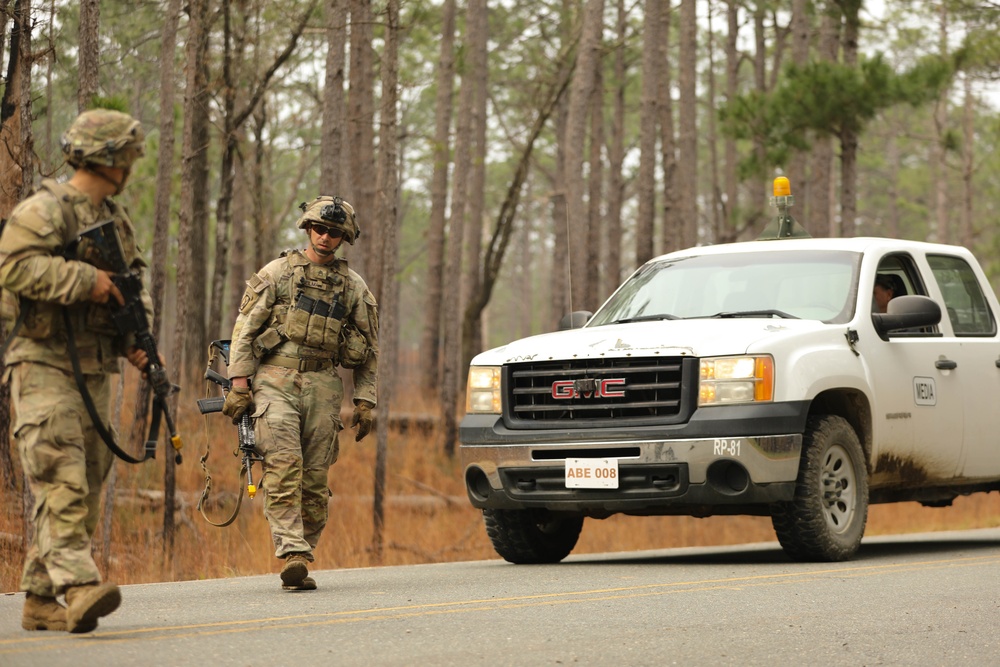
left=483, top=508, right=583, bottom=564
left=771, top=415, right=869, bottom=562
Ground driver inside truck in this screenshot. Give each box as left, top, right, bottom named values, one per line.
left=873, top=273, right=905, bottom=313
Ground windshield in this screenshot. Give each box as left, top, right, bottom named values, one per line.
left=589, top=249, right=860, bottom=326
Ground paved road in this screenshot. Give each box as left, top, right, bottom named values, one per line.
left=2, top=528, right=999, bottom=666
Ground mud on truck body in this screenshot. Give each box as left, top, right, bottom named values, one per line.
left=460, top=184, right=1000, bottom=564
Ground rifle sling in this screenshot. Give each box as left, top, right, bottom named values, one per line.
left=62, top=307, right=156, bottom=465
left=197, top=462, right=247, bottom=528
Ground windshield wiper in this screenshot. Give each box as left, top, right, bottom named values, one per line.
left=709, top=309, right=799, bottom=320
left=610, top=313, right=680, bottom=324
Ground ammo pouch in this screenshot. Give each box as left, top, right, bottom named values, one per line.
left=284, top=291, right=347, bottom=352
left=0, top=296, right=57, bottom=340
left=338, top=323, right=369, bottom=369
left=252, top=327, right=284, bottom=358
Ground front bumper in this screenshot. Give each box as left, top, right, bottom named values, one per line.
left=460, top=403, right=807, bottom=515
left=462, top=434, right=800, bottom=514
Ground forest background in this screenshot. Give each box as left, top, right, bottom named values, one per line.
left=2, top=0, right=1000, bottom=591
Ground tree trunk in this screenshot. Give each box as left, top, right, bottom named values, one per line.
left=460, top=0, right=489, bottom=371
left=961, top=73, right=974, bottom=249
left=839, top=0, right=860, bottom=237
left=439, top=2, right=476, bottom=457
left=42, top=0, right=54, bottom=167
left=886, top=112, right=901, bottom=240
left=0, top=0, right=33, bottom=496
left=151, top=0, right=181, bottom=376
left=169, top=0, right=212, bottom=558
left=186, top=6, right=213, bottom=384
left=658, top=0, right=678, bottom=252
left=348, top=0, right=376, bottom=275
left=677, top=0, right=698, bottom=248
left=932, top=3, right=949, bottom=244
left=751, top=4, right=768, bottom=231
left=813, top=4, right=839, bottom=237
left=563, top=0, right=604, bottom=313
left=723, top=2, right=739, bottom=236
left=604, top=0, right=627, bottom=296
left=636, top=0, right=658, bottom=266
left=131, top=0, right=181, bottom=471
left=706, top=2, right=721, bottom=243
left=321, top=0, right=347, bottom=194
left=550, top=92, right=569, bottom=326
left=230, top=149, right=251, bottom=322
left=371, top=0, right=399, bottom=565
left=787, top=0, right=810, bottom=221
left=585, top=63, right=603, bottom=306
left=419, top=0, right=456, bottom=393
left=77, top=0, right=99, bottom=111
left=516, top=180, right=534, bottom=339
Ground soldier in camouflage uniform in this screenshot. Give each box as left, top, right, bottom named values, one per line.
left=223, top=195, right=378, bottom=591
left=0, top=109, right=155, bottom=632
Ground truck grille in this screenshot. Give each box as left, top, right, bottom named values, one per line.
left=504, top=357, right=695, bottom=427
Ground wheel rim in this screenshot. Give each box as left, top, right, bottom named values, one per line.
left=819, top=443, right=857, bottom=534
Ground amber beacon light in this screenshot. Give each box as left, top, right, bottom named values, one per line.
left=758, top=175, right=809, bottom=239
left=773, top=176, right=791, bottom=198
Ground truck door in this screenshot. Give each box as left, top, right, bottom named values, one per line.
left=926, top=254, right=1000, bottom=479
left=865, top=255, right=964, bottom=485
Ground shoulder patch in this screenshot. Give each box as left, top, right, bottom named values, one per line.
left=239, top=272, right=270, bottom=314
left=248, top=273, right=269, bottom=292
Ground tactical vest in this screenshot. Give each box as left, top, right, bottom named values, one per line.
left=257, top=251, right=351, bottom=359
left=0, top=180, right=126, bottom=342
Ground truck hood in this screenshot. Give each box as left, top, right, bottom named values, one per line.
left=471, top=318, right=833, bottom=365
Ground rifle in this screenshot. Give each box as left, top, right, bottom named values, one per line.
left=197, top=339, right=264, bottom=526
left=77, top=218, right=183, bottom=464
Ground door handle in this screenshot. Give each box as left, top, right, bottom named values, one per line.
left=935, top=359, right=957, bottom=370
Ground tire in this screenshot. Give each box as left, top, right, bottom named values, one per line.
left=483, top=508, right=584, bottom=564
left=770, top=415, right=869, bottom=562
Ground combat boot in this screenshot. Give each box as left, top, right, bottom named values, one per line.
left=282, top=576, right=317, bottom=591
left=280, top=553, right=310, bottom=588
left=21, top=593, right=67, bottom=631
left=65, top=582, right=121, bottom=633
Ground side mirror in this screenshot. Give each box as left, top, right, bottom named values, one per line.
left=872, top=295, right=941, bottom=340
left=558, top=311, right=592, bottom=331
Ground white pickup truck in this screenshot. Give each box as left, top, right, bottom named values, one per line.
left=460, top=212, right=1000, bottom=563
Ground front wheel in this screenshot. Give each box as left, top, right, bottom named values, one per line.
left=771, top=415, right=869, bottom=562
left=483, top=508, right=584, bottom=564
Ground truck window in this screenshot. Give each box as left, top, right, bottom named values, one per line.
left=589, top=250, right=859, bottom=325
left=928, top=254, right=997, bottom=336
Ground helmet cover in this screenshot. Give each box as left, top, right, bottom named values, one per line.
left=296, top=195, right=360, bottom=244
left=61, top=109, right=145, bottom=169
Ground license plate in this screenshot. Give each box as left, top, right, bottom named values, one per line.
left=564, top=458, right=619, bottom=489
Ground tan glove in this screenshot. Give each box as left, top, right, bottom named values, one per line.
left=351, top=400, right=374, bottom=441
left=222, top=385, right=254, bottom=424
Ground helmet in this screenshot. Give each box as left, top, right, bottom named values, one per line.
left=296, top=195, right=360, bottom=245
left=61, top=109, right=145, bottom=170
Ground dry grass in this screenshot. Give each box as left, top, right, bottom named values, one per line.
left=2, top=384, right=999, bottom=593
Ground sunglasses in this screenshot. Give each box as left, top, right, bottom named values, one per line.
left=310, top=224, right=344, bottom=239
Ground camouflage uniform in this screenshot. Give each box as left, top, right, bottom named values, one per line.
left=0, top=180, right=153, bottom=597
left=229, top=246, right=378, bottom=560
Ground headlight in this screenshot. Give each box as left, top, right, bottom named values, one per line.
left=466, top=366, right=502, bottom=414
left=699, top=355, right=774, bottom=406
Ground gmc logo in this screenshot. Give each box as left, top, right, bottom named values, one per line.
left=552, top=378, right=626, bottom=399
